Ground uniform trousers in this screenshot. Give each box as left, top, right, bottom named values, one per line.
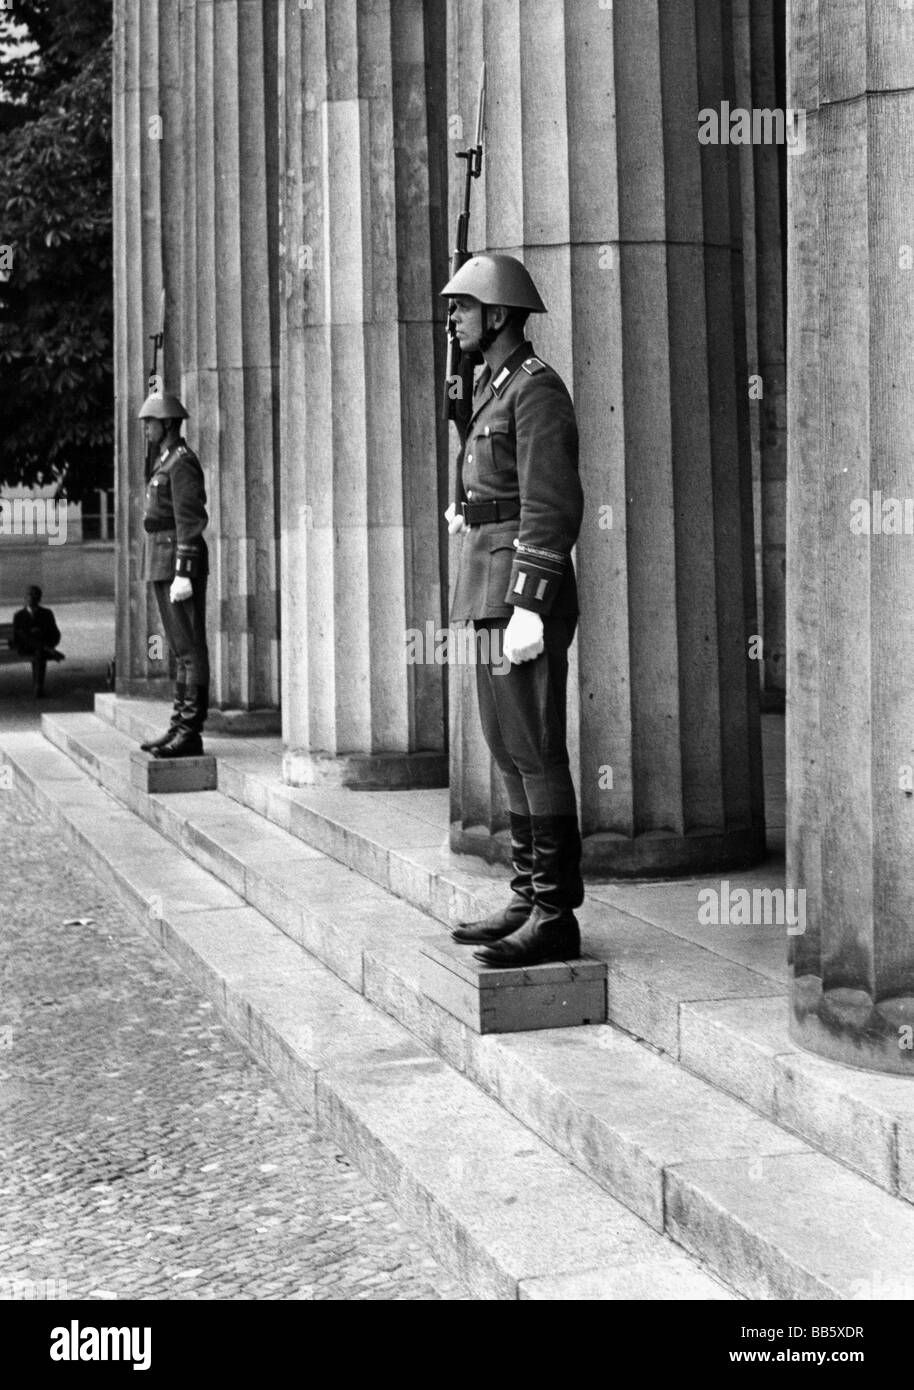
left=473, top=615, right=578, bottom=818
left=152, top=578, right=210, bottom=689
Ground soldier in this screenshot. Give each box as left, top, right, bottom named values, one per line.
left=137, top=393, right=210, bottom=759
left=440, top=253, right=585, bottom=967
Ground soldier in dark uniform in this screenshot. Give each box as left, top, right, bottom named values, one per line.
left=137, top=393, right=210, bottom=758
left=440, top=253, right=585, bottom=967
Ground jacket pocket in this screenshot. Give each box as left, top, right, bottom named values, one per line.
left=486, top=540, right=516, bottom=610
left=472, top=418, right=513, bottom=474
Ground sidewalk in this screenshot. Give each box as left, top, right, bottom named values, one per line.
left=0, top=775, right=468, bottom=1300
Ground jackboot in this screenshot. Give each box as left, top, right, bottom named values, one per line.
left=140, top=683, right=187, bottom=752
left=154, top=684, right=208, bottom=759
left=452, top=812, right=535, bottom=943
left=473, top=813, right=583, bottom=967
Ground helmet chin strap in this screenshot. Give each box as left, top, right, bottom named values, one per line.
left=478, top=305, right=506, bottom=353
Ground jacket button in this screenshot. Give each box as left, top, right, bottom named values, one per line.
left=484, top=426, right=490, bottom=436
left=467, top=490, right=474, bottom=499
left=467, top=453, right=473, bottom=464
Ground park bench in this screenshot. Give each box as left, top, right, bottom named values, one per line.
left=0, top=621, right=28, bottom=665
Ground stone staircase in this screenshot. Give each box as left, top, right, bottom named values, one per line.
left=4, top=695, right=914, bottom=1300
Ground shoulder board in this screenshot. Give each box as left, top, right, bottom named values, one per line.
left=521, top=357, right=547, bottom=375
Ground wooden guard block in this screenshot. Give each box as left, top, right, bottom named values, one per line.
left=419, top=937, right=606, bottom=1035
left=130, top=750, right=218, bottom=794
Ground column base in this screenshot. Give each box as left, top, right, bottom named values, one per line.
left=790, top=974, right=914, bottom=1076
left=207, top=708, right=281, bottom=737
left=283, top=748, right=447, bottom=791
left=450, top=822, right=766, bottom=878
left=116, top=681, right=281, bottom=736
left=116, top=677, right=174, bottom=699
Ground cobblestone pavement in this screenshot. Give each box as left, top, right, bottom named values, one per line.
left=0, top=780, right=470, bottom=1301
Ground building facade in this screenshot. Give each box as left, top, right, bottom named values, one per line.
left=112, top=0, right=914, bottom=1075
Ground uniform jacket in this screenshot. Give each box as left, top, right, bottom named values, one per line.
left=141, top=439, right=209, bottom=583
left=450, top=339, right=583, bottom=622
left=11, top=604, right=61, bottom=654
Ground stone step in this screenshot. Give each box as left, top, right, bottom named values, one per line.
left=91, top=694, right=914, bottom=1207
left=42, top=712, right=606, bottom=1030
left=29, top=710, right=914, bottom=1298
left=0, top=728, right=731, bottom=1302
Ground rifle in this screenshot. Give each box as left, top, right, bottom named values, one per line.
left=441, top=62, right=486, bottom=435
left=145, top=288, right=165, bottom=480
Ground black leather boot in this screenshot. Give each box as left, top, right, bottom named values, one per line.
left=452, top=812, right=535, bottom=943
left=141, top=683, right=187, bottom=752
left=154, top=684, right=207, bottom=759
left=473, top=814, right=583, bottom=967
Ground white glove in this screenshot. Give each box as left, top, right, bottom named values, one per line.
left=444, top=502, right=466, bottom=535
left=504, top=606, right=544, bottom=664
left=170, top=576, right=193, bottom=603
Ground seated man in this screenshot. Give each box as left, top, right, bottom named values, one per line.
left=11, top=585, right=65, bottom=697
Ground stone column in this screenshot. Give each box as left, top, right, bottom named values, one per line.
left=113, top=0, right=281, bottom=713
left=787, top=0, right=914, bottom=1073
left=181, top=0, right=281, bottom=712
left=112, top=0, right=185, bottom=696
left=449, top=0, right=765, bottom=875
left=277, top=0, right=448, bottom=788
left=750, top=0, right=788, bottom=706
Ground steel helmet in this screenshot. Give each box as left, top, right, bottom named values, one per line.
left=439, top=253, right=547, bottom=312
left=138, top=393, right=189, bottom=420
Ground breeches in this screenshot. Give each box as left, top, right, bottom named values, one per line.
left=152, top=578, right=210, bottom=689
left=473, top=615, right=578, bottom=818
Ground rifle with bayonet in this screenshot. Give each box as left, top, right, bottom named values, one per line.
left=441, top=63, right=486, bottom=440
left=145, top=288, right=165, bottom=480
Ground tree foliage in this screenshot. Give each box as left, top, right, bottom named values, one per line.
left=0, top=0, right=112, bottom=503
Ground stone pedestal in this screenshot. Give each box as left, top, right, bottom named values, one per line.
left=787, top=0, right=914, bottom=1072
left=130, top=750, right=217, bottom=794
left=419, top=939, right=606, bottom=1035
left=448, top=0, right=765, bottom=876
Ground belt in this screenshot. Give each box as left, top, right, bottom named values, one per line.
left=461, top=499, right=520, bottom=527
left=143, top=518, right=175, bottom=534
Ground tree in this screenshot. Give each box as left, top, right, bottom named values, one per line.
left=0, top=0, right=112, bottom=504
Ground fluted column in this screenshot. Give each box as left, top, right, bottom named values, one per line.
left=113, top=0, right=185, bottom=696
left=181, top=0, right=281, bottom=712
left=750, top=0, right=788, bottom=706
left=114, top=0, right=280, bottom=712
left=449, top=0, right=765, bottom=875
left=787, top=0, right=914, bottom=1072
left=277, top=0, right=448, bottom=788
